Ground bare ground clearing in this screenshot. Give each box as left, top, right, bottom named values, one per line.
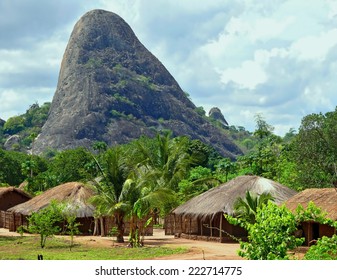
left=0, top=228, right=243, bottom=260
left=0, top=228, right=307, bottom=259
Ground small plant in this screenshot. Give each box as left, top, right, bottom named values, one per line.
left=108, top=227, right=119, bottom=243
left=109, top=227, right=118, bottom=236
left=63, top=214, right=81, bottom=251
left=16, top=225, right=28, bottom=237
left=27, top=200, right=63, bottom=248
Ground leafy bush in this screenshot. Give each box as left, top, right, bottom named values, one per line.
left=227, top=201, right=304, bottom=260
left=304, top=235, right=337, bottom=260
left=28, top=201, right=63, bottom=248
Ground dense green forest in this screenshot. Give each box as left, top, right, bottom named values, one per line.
left=1, top=103, right=337, bottom=206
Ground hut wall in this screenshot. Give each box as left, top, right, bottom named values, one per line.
left=164, top=214, right=175, bottom=235
left=77, top=217, right=95, bottom=235
left=230, top=223, right=248, bottom=237
left=184, top=218, right=198, bottom=235
left=320, top=224, right=335, bottom=238
left=5, top=212, right=27, bottom=232
left=0, top=210, right=5, bottom=227
left=4, top=212, right=14, bottom=230
left=168, top=214, right=248, bottom=243
left=301, top=222, right=336, bottom=246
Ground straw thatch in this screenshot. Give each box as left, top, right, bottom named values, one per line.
left=8, top=182, right=95, bottom=217
left=172, top=175, right=297, bottom=219
left=0, top=187, right=32, bottom=211
left=285, top=188, right=337, bottom=220
left=0, top=187, right=31, bottom=200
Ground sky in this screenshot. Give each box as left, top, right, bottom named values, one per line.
left=1, top=0, right=337, bottom=136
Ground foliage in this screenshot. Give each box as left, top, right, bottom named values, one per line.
left=215, top=158, right=236, bottom=182
left=187, top=139, right=222, bottom=170
left=295, top=201, right=337, bottom=228
left=3, top=116, right=25, bottom=135
left=27, top=201, right=64, bottom=248
left=227, top=201, right=304, bottom=260
left=178, top=166, right=217, bottom=202
left=292, top=107, right=337, bottom=188
left=297, top=202, right=337, bottom=260
left=92, top=141, right=108, bottom=154
left=48, top=147, right=96, bottom=184
left=0, top=102, right=50, bottom=150
left=233, top=191, right=274, bottom=224
left=194, top=106, right=206, bottom=116
left=0, top=149, right=36, bottom=186
left=128, top=133, right=197, bottom=215
left=90, top=146, right=133, bottom=242
left=61, top=204, right=82, bottom=250
left=304, top=235, right=337, bottom=260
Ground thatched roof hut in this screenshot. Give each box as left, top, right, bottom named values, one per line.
left=172, top=175, right=297, bottom=219
left=0, top=187, right=32, bottom=211
left=166, top=175, right=297, bottom=242
left=0, top=187, right=32, bottom=228
left=284, top=188, right=337, bottom=245
left=285, top=188, right=337, bottom=220
left=5, top=182, right=95, bottom=233
left=8, top=182, right=95, bottom=217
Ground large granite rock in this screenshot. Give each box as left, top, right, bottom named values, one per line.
left=33, top=9, right=241, bottom=158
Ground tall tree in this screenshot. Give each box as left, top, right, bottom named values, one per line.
left=128, top=133, right=198, bottom=216
left=90, top=146, right=133, bottom=242
left=293, top=108, right=337, bottom=187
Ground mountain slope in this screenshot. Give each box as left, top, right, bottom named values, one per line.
left=33, top=9, right=241, bottom=158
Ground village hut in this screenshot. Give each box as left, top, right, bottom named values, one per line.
left=165, top=175, right=297, bottom=243
left=0, top=187, right=32, bottom=228
left=7, top=182, right=95, bottom=233
left=285, top=188, right=337, bottom=246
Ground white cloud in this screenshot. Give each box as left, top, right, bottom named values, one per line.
left=290, top=29, right=337, bottom=61
left=220, top=59, right=267, bottom=89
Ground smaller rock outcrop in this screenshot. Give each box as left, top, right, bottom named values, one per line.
left=4, top=135, right=20, bottom=150
left=209, top=107, right=229, bottom=128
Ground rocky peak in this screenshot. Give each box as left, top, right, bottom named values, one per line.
left=33, top=9, right=241, bottom=158
left=209, top=107, right=229, bottom=128
left=0, top=118, right=5, bottom=128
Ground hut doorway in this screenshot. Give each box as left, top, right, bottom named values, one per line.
left=312, top=223, right=319, bottom=240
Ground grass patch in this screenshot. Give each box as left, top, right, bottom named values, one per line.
left=0, top=236, right=187, bottom=260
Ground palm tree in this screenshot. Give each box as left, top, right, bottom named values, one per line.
left=90, top=146, right=134, bottom=242
left=128, top=133, right=198, bottom=216
left=233, top=191, right=274, bottom=224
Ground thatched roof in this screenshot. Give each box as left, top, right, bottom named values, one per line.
left=8, top=182, right=95, bottom=217
left=172, top=175, right=297, bottom=219
left=0, top=187, right=32, bottom=199
left=285, top=188, right=337, bottom=220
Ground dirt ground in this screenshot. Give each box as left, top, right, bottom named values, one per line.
left=0, top=227, right=243, bottom=260
left=0, top=228, right=307, bottom=260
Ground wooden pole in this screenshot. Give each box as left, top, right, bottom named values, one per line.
left=200, top=218, right=203, bottom=236
left=307, top=222, right=310, bottom=246
left=220, top=213, right=223, bottom=242
left=173, top=214, right=176, bottom=236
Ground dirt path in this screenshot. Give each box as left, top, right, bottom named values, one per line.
left=0, top=227, right=243, bottom=260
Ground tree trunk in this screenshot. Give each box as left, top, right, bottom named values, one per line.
left=100, top=216, right=105, bottom=237
left=93, top=217, right=99, bottom=236
left=115, top=213, right=124, bottom=243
